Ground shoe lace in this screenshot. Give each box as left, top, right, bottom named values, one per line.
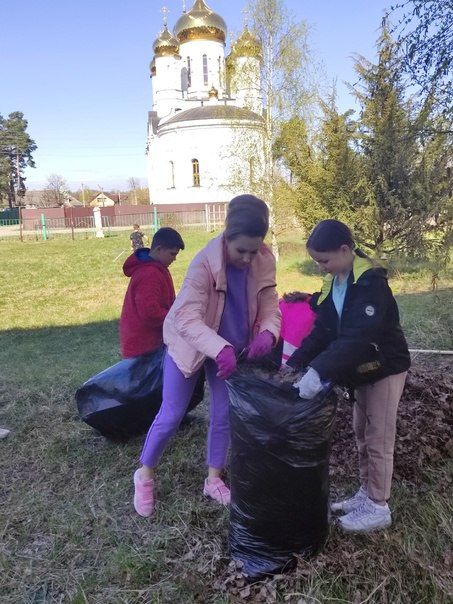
left=346, top=500, right=372, bottom=520
left=338, top=490, right=363, bottom=506
left=350, top=492, right=363, bottom=503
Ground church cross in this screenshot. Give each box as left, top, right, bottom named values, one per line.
left=160, top=5, right=169, bottom=26
left=242, top=7, right=249, bottom=27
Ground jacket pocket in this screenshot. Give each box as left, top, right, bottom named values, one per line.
left=352, top=342, right=387, bottom=386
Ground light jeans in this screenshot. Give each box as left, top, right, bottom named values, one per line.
left=353, top=371, right=408, bottom=504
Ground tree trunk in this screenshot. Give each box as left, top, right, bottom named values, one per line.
left=8, top=180, right=15, bottom=208
left=271, top=228, right=279, bottom=261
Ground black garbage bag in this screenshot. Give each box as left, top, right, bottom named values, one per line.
left=226, top=367, right=337, bottom=579
left=76, top=347, right=205, bottom=440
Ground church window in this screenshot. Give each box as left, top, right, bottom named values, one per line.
left=203, top=55, right=208, bottom=86
left=187, top=57, right=192, bottom=87
left=169, top=160, right=175, bottom=188
left=192, top=159, right=200, bottom=187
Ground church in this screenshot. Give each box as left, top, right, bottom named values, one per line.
left=147, top=0, right=265, bottom=208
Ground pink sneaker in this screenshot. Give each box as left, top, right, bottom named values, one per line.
left=133, top=469, right=155, bottom=517
left=203, top=477, right=231, bottom=505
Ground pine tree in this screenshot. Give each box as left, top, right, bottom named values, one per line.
left=0, top=112, right=37, bottom=208
left=274, top=94, right=361, bottom=234
left=314, top=95, right=361, bottom=223
left=351, top=22, right=420, bottom=252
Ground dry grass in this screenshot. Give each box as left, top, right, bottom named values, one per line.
left=1, top=370, right=451, bottom=603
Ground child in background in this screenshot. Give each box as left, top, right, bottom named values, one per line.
left=133, top=195, right=281, bottom=517
left=287, top=219, right=410, bottom=534
left=120, top=227, right=185, bottom=359
left=279, top=292, right=316, bottom=366
left=130, top=224, right=149, bottom=252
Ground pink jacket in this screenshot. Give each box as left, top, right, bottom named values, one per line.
left=164, top=233, right=281, bottom=377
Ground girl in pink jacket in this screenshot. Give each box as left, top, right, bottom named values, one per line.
left=133, top=195, right=281, bottom=517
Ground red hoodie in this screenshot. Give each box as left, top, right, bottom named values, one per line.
left=119, top=248, right=175, bottom=358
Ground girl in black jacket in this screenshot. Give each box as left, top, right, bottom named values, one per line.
left=287, top=219, right=410, bottom=534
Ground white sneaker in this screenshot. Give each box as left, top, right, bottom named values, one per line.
left=338, top=497, right=392, bottom=533
left=331, top=486, right=368, bottom=514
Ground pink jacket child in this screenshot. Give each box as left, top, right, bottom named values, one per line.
left=132, top=195, right=281, bottom=518
left=279, top=292, right=316, bottom=366
left=164, top=234, right=280, bottom=377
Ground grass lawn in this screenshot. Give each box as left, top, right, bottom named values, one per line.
left=0, top=230, right=452, bottom=603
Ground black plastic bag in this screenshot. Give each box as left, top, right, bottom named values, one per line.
left=76, top=347, right=204, bottom=440
left=226, top=368, right=337, bottom=579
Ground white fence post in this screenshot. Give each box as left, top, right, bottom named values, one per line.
left=205, top=203, right=210, bottom=232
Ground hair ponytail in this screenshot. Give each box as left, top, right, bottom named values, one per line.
left=353, top=246, right=369, bottom=259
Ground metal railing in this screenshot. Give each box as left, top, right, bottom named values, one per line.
left=0, top=206, right=228, bottom=242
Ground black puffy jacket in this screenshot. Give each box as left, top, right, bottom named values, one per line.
left=287, top=256, right=411, bottom=386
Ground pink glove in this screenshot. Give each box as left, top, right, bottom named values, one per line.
left=216, top=346, right=237, bottom=380
left=247, top=330, right=275, bottom=361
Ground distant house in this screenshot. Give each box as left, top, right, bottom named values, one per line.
left=89, top=193, right=115, bottom=207
left=89, top=192, right=129, bottom=207
left=23, top=190, right=41, bottom=208
left=64, top=195, right=83, bottom=207
left=23, top=190, right=83, bottom=208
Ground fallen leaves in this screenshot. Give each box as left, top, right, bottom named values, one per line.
left=331, top=361, right=453, bottom=491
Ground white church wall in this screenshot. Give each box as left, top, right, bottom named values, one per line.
left=153, top=55, right=184, bottom=118
left=148, top=119, right=264, bottom=205
left=179, top=39, right=226, bottom=99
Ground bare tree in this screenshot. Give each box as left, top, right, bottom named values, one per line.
left=127, top=177, right=140, bottom=204
left=391, top=1, right=453, bottom=120
left=41, top=174, right=69, bottom=207
left=244, top=0, right=318, bottom=258
left=135, top=187, right=150, bottom=204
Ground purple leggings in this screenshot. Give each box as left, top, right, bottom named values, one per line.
left=140, top=353, right=230, bottom=469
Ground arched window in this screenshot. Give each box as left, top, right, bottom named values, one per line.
left=192, top=159, right=200, bottom=187
left=187, top=56, right=192, bottom=87
left=203, top=54, right=208, bottom=86
left=169, top=160, right=175, bottom=188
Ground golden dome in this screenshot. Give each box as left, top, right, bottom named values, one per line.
left=208, top=85, right=219, bottom=98
left=231, top=26, right=261, bottom=59
left=174, top=0, right=227, bottom=44
left=152, top=25, right=180, bottom=57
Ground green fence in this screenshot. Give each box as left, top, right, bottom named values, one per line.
left=0, top=206, right=227, bottom=242
left=0, top=208, right=19, bottom=223
left=0, top=219, right=20, bottom=227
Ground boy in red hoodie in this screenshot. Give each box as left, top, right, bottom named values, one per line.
left=119, top=227, right=185, bottom=359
